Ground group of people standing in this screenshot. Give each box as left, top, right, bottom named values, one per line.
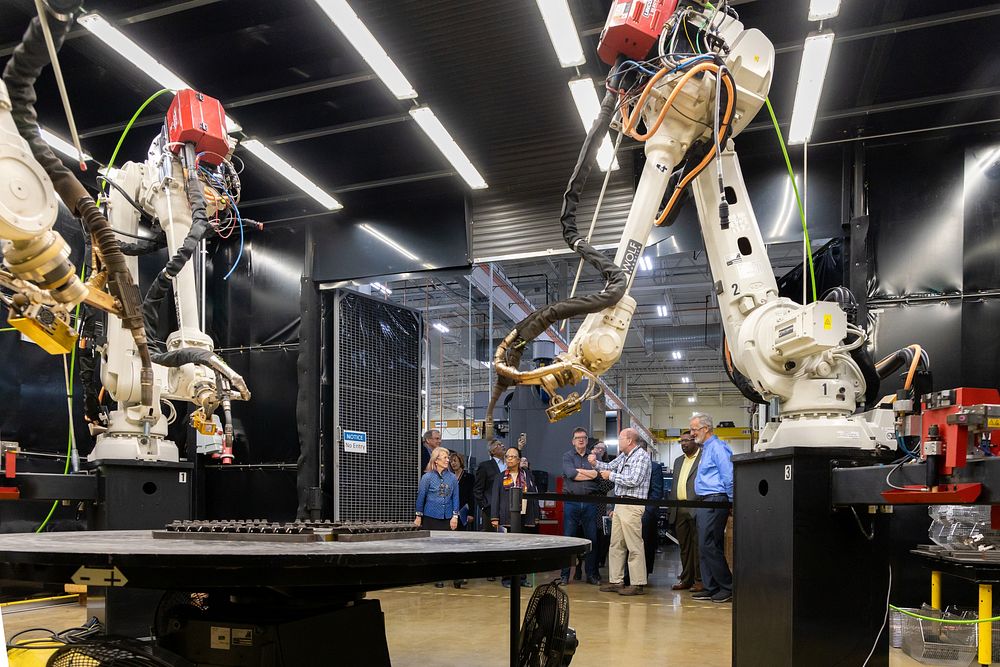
left=413, top=412, right=734, bottom=603
left=562, top=413, right=734, bottom=603
left=414, top=431, right=540, bottom=588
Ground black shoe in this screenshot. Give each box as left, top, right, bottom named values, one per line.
left=573, top=568, right=582, bottom=581
left=521, top=577, right=532, bottom=588
left=711, top=591, right=732, bottom=603
left=501, top=579, right=511, bottom=588
left=434, top=582, right=445, bottom=588
left=691, top=589, right=714, bottom=600
left=560, top=576, right=570, bottom=585
left=453, top=580, right=467, bottom=589
left=587, top=576, right=601, bottom=585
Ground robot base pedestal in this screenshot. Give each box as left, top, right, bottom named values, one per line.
left=733, top=447, right=891, bottom=667
left=86, top=460, right=194, bottom=637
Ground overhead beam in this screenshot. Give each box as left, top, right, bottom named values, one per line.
left=237, top=170, right=454, bottom=210
left=742, top=86, right=1000, bottom=135
left=0, top=0, right=225, bottom=57
left=78, top=73, right=376, bottom=140
left=773, top=6, right=1000, bottom=54
left=271, top=114, right=410, bottom=145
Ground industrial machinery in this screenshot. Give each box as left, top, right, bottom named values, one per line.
left=93, top=90, right=250, bottom=463
left=0, top=3, right=249, bottom=468
left=487, top=0, right=909, bottom=452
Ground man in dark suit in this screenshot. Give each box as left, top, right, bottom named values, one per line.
left=670, top=431, right=703, bottom=591
left=473, top=439, right=505, bottom=530
left=641, top=441, right=665, bottom=576
left=420, top=429, right=441, bottom=474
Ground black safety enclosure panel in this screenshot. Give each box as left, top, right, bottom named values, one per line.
left=329, top=291, right=421, bottom=522
left=202, top=223, right=308, bottom=521
left=867, top=135, right=1000, bottom=396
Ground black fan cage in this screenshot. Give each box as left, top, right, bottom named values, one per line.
left=47, top=640, right=173, bottom=667
left=518, top=579, right=571, bottom=667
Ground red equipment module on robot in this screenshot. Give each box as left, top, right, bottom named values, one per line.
left=598, top=0, right=679, bottom=66
left=167, top=89, right=229, bottom=167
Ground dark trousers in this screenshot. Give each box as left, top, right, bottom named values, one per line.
left=696, top=496, right=732, bottom=595
left=641, top=509, right=658, bottom=575
left=675, top=509, right=701, bottom=585
left=478, top=508, right=492, bottom=531
left=561, top=501, right=599, bottom=579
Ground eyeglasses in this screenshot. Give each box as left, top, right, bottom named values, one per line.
left=504, top=454, right=519, bottom=459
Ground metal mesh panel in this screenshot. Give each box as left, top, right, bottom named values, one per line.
left=334, top=292, right=421, bottom=521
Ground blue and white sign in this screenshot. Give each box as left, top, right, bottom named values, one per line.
left=343, top=430, right=368, bottom=454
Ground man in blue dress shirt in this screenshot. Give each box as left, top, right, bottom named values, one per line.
left=689, top=412, right=734, bottom=603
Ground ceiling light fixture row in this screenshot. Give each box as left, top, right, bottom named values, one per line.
left=315, top=0, right=487, bottom=190
left=76, top=13, right=343, bottom=210
left=789, top=1, right=843, bottom=144
left=537, top=1, right=619, bottom=173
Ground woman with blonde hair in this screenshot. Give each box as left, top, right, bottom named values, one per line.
left=415, top=447, right=460, bottom=587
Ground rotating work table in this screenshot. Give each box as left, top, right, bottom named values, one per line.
left=0, top=529, right=589, bottom=666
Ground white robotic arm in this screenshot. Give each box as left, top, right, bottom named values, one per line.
left=92, top=114, right=250, bottom=463
left=496, top=2, right=894, bottom=450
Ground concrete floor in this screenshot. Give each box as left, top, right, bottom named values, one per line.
left=0, top=548, right=951, bottom=665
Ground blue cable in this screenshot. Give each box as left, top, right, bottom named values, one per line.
left=670, top=54, right=714, bottom=73
left=199, top=165, right=244, bottom=281
left=897, top=436, right=918, bottom=461
left=221, top=198, right=243, bottom=281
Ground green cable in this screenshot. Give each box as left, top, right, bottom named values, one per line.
left=36, top=89, right=172, bottom=532
left=890, top=604, right=1000, bottom=625
left=101, top=88, right=172, bottom=192
left=764, top=96, right=818, bottom=303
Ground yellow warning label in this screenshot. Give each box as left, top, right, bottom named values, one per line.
left=823, top=314, right=833, bottom=330
left=988, top=417, right=1000, bottom=429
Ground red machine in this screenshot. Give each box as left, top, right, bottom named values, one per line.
left=597, top=0, right=679, bottom=65
left=167, top=89, right=230, bottom=166
left=537, top=476, right=565, bottom=536
left=881, top=387, right=1000, bottom=505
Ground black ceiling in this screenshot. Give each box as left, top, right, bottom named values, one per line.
left=3, top=0, right=999, bottom=228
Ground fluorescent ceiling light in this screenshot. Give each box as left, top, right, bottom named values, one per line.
left=432, top=322, right=450, bottom=333
left=313, top=0, right=417, bottom=99
left=681, top=376, right=691, bottom=383
left=78, top=13, right=241, bottom=132
left=370, top=281, right=392, bottom=296
left=640, top=255, right=653, bottom=271
left=40, top=128, right=91, bottom=162
left=359, top=223, right=420, bottom=260
left=656, top=305, right=668, bottom=317
left=808, top=0, right=842, bottom=21
left=409, top=107, right=487, bottom=189
left=687, top=396, right=696, bottom=403
left=788, top=31, right=835, bottom=145
left=420, top=389, right=427, bottom=395
left=671, top=350, right=683, bottom=360
left=535, top=0, right=585, bottom=68
left=456, top=405, right=465, bottom=411
left=567, top=78, right=619, bottom=171
left=242, top=140, right=342, bottom=210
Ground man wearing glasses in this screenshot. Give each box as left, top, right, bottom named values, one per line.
left=689, top=413, right=734, bottom=603
left=589, top=428, right=652, bottom=596
left=560, top=427, right=601, bottom=585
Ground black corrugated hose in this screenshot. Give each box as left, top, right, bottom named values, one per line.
left=486, top=67, right=628, bottom=422
left=3, top=8, right=154, bottom=409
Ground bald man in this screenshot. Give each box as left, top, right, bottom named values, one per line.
left=588, top=428, right=652, bottom=596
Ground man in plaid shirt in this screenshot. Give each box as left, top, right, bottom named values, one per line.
left=588, top=428, right=652, bottom=596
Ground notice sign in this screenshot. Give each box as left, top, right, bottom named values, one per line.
left=344, top=430, right=368, bottom=454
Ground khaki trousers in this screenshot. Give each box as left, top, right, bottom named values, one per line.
left=609, top=503, right=646, bottom=586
